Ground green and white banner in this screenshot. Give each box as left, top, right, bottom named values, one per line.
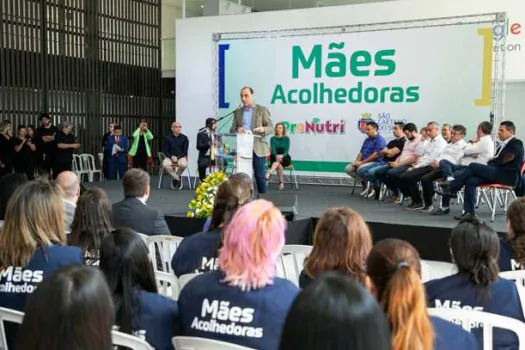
left=216, top=22, right=495, bottom=175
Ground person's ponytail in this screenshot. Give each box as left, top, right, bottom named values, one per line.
left=380, top=264, right=434, bottom=350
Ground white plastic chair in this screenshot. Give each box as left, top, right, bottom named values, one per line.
left=112, top=330, right=154, bottom=350
left=500, top=270, right=525, bottom=286
left=81, top=153, right=103, bottom=182
left=276, top=245, right=313, bottom=286
left=155, top=271, right=180, bottom=300
left=137, top=232, right=149, bottom=244
left=420, top=259, right=457, bottom=282
left=173, top=336, right=255, bottom=350
left=0, top=307, right=24, bottom=350
left=147, top=235, right=184, bottom=273
left=178, top=273, right=200, bottom=292
left=157, top=152, right=193, bottom=190
left=73, top=154, right=89, bottom=182
left=427, top=308, right=525, bottom=350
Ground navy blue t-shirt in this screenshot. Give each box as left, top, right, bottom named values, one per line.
left=0, top=245, right=83, bottom=311
left=122, top=290, right=179, bottom=350
left=425, top=273, right=525, bottom=350
left=171, top=230, right=221, bottom=277
left=298, top=270, right=313, bottom=289
left=0, top=244, right=82, bottom=348
left=431, top=316, right=478, bottom=350
left=178, top=270, right=299, bottom=350
left=498, top=237, right=524, bottom=272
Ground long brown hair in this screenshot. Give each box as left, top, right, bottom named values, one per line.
left=303, top=207, right=372, bottom=284
left=507, top=197, right=525, bottom=267
left=367, top=238, right=434, bottom=350
left=0, top=179, right=65, bottom=267
left=209, top=177, right=252, bottom=232
left=274, top=122, right=286, bottom=137
left=69, top=188, right=113, bottom=264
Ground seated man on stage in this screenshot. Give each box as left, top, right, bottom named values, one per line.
left=440, top=121, right=524, bottom=220
left=430, top=121, right=494, bottom=215
left=344, top=121, right=387, bottom=195
left=361, top=122, right=406, bottom=199
left=162, top=121, right=189, bottom=186
left=398, top=121, right=447, bottom=211
left=419, top=124, right=467, bottom=214
left=197, top=118, right=227, bottom=182
left=375, top=123, right=421, bottom=203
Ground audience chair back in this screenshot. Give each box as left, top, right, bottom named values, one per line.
left=147, top=235, right=184, bottom=274
left=178, top=273, right=200, bottom=292
left=276, top=245, right=313, bottom=286
left=136, top=232, right=149, bottom=244
left=420, top=259, right=457, bottom=282
left=500, top=270, right=525, bottom=287
left=173, top=336, right=255, bottom=350
left=154, top=271, right=180, bottom=300
left=0, top=307, right=23, bottom=350
left=427, top=308, right=525, bottom=350
left=72, top=154, right=89, bottom=182
left=112, top=330, right=154, bottom=350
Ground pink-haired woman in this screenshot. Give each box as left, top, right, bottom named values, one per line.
left=178, top=199, right=299, bottom=350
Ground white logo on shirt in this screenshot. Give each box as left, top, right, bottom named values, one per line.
left=191, top=298, right=263, bottom=338
left=434, top=299, right=484, bottom=329
left=199, top=257, right=219, bottom=272
left=0, top=267, right=44, bottom=294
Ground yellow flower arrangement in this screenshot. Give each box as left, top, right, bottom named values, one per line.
left=187, top=171, right=228, bottom=218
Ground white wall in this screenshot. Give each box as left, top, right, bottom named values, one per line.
left=176, top=0, right=525, bottom=169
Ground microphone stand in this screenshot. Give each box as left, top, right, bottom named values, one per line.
left=198, top=106, right=240, bottom=133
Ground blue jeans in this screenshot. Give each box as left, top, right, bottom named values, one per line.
left=253, top=152, right=267, bottom=194
left=376, top=165, right=410, bottom=194
left=439, top=160, right=465, bottom=180
left=361, top=163, right=389, bottom=189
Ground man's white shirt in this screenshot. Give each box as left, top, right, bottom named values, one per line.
left=437, top=139, right=467, bottom=165
left=460, top=135, right=495, bottom=166
left=415, top=135, right=448, bottom=168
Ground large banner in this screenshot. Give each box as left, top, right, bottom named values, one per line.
left=216, top=23, right=495, bottom=175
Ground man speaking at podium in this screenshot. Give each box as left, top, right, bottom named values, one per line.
left=230, top=86, right=273, bottom=194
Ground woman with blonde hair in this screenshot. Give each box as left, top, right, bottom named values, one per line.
left=0, top=179, right=83, bottom=347
left=178, top=199, right=299, bottom=350
left=300, top=207, right=372, bottom=288
left=367, top=238, right=477, bottom=350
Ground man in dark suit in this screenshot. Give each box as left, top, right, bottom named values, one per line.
left=440, top=121, right=524, bottom=220
left=112, top=168, right=170, bottom=236
left=197, top=117, right=217, bottom=182
left=230, top=87, right=273, bottom=194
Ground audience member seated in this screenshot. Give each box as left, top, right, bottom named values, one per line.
left=178, top=200, right=299, bottom=350
left=16, top=265, right=114, bottom=350
left=100, top=228, right=179, bottom=350
left=172, top=176, right=251, bottom=276
left=376, top=123, right=421, bottom=203
left=367, top=238, right=478, bottom=350
left=499, top=197, right=525, bottom=272
left=399, top=121, right=447, bottom=211
left=68, top=188, right=114, bottom=265
left=442, top=123, right=452, bottom=143
left=431, top=122, right=494, bottom=216
left=0, top=180, right=83, bottom=348
left=0, top=173, right=28, bottom=227
left=201, top=172, right=253, bottom=232
left=418, top=124, right=467, bottom=214
left=55, top=170, right=80, bottom=233
left=345, top=121, right=387, bottom=194
left=362, top=122, right=406, bottom=199
left=267, top=122, right=292, bottom=191
left=280, top=271, right=391, bottom=350
left=440, top=121, right=524, bottom=220
left=299, top=207, right=372, bottom=289
left=113, top=168, right=170, bottom=235
left=425, top=217, right=525, bottom=349
left=162, top=121, right=189, bottom=186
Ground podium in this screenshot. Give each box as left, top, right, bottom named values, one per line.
left=214, top=132, right=255, bottom=179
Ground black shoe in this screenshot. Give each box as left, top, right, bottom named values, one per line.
left=406, top=202, right=424, bottom=210
left=172, top=178, right=180, bottom=189
left=436, top=185, right=457, bottom=198
left=421, top=205, right=434, bottom=213
left=430, top=207, right=450, bottom=215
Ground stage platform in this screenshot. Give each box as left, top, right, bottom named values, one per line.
left=90, top=177, right=508, bottom=262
